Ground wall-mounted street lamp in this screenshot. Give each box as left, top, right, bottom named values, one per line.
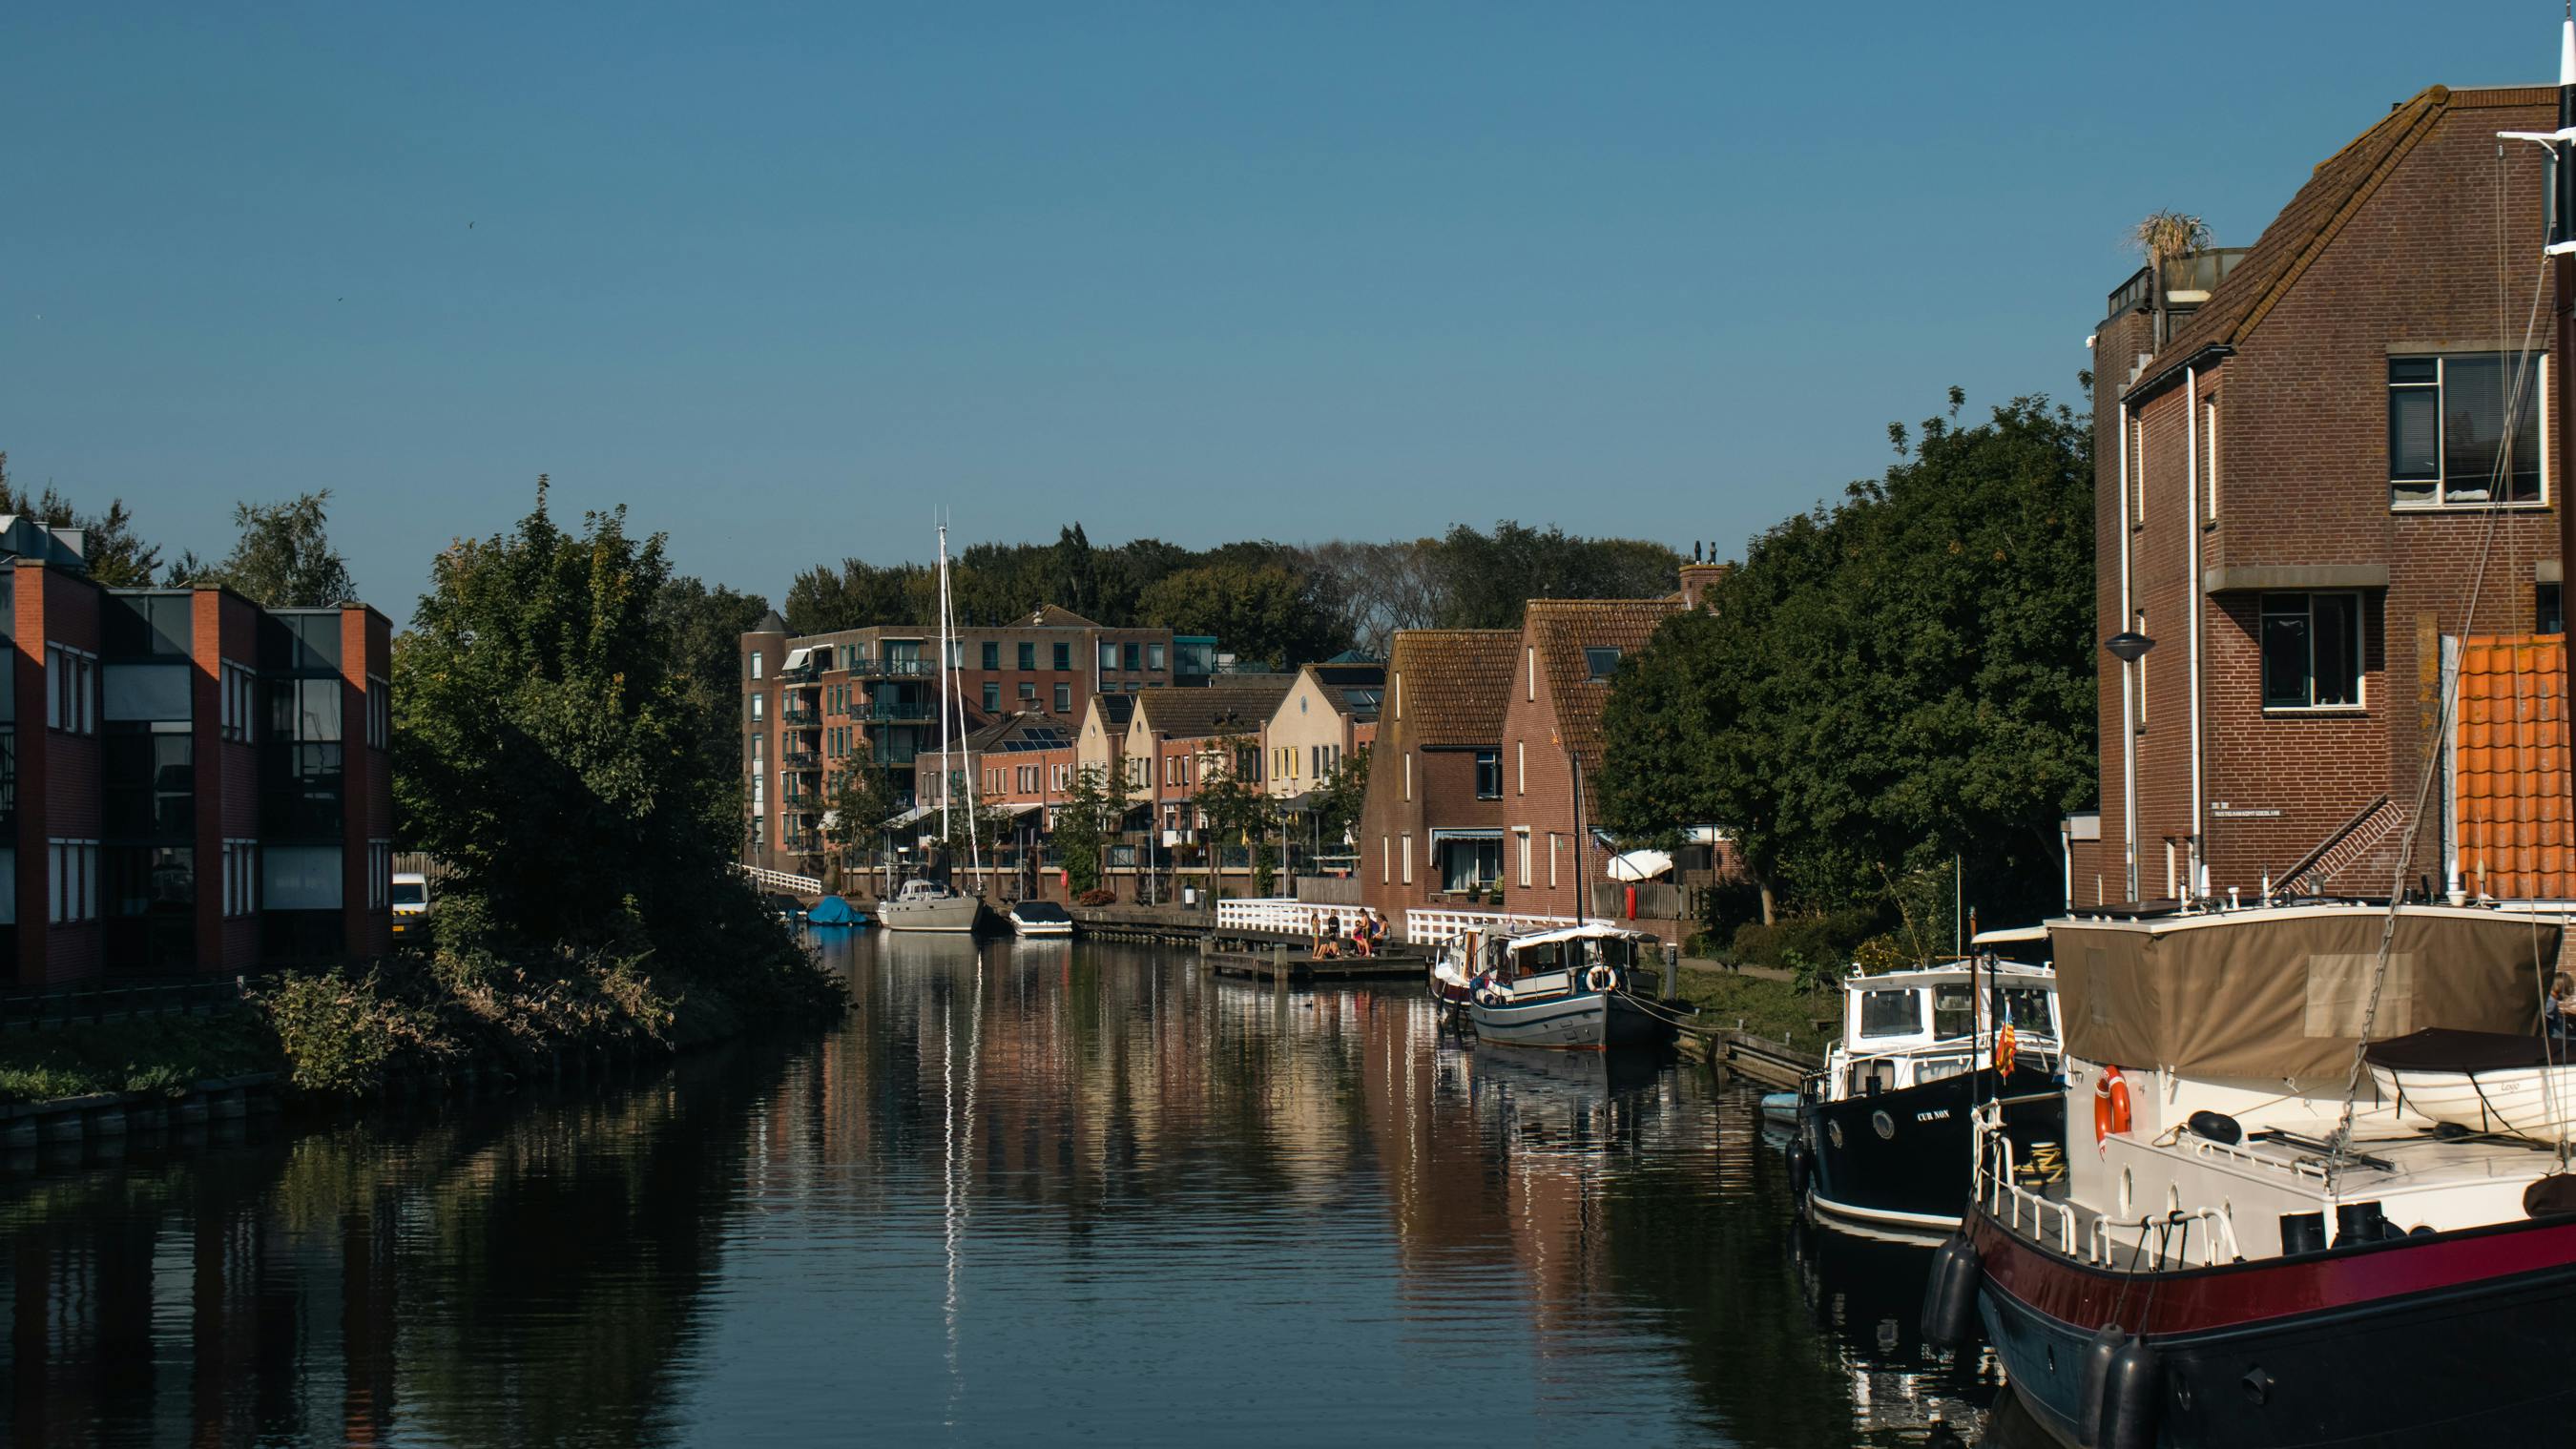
left=2103, top=631, right=2157, bottom=902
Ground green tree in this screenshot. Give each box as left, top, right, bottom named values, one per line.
left=1138, top=562, right=1350, bottom=672
left=1053, top=763, right=1130, bottom=895
left=1435, top=521, right=1682, bottom=631
left=1600, top=389, right=2095, bottom=931
left=783, top=557, right=932, bottom=635
left=821, top=766, right=898, bottom=886
left=0, top=451, right=164, bottom=587
left=167, top=491, right=356, bottom=606
left=392, top=480, right=790, bottom=959
left=654, top=576, right=775, bottom=834
left=1312, top=744, right=1372, bottom=858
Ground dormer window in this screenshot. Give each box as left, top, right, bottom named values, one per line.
left=1584, top=647, right=1622, bottom=681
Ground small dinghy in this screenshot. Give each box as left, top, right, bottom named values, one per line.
left=2365, top=1028, right=2576, bottom=1137
left=807, top=895, right=862, bottom=927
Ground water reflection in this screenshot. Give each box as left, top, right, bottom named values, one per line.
left=3, top=935, right=2004, bottom=1446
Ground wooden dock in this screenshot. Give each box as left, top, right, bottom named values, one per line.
left=1202, top=946, right=1425, bottom=983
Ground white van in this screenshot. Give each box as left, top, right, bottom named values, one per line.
left=392, top=871, right=431, bottom=939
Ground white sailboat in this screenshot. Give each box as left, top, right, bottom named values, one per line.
left=879, top=521, right=987, bottom=935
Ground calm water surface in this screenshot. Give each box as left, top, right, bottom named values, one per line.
left=2, top=935, right=2018, bottom=1447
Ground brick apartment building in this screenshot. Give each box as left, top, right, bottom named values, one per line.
left=1121, top=676, right=1297, bottom=851
left=739, top=606, right=1183, bottom=871
left=0, top=519, right=396, bottom=986
left=2067, top=84, right=2566, bottom=908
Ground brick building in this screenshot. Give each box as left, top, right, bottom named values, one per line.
left=0, top=521, right=395, bottom=985
left=1357, top=630, right=1519, bottom=933
left=1120, top=676, right=1297, bottom=846
left=1496, top=598, right=1683, bottom=921
left=2068, top=84, right=2566, bottom=907
left=740, top=606, right=1178, bottom=871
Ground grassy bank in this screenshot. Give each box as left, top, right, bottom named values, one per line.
left=0, top=1010, right=281, bottom=1105
left=1674, top=966, right=1838, bottom=1050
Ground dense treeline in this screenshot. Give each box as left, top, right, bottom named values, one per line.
left=786, top=521, right=1683, bottom=668
left=1600, top=389, right=2097, bottom=952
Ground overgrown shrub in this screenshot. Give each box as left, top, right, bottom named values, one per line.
left=1077, top=887, right=1116, bottom=906
left=262, top=967, right=459, bottom=1096
left=1730, top=908, right=1882, bottom=972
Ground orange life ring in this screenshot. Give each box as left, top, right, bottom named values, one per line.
left=2093, top=1065, right=2132, bottom=1149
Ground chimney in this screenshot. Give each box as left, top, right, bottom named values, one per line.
left=1677, top=561, right=1730, bottom=611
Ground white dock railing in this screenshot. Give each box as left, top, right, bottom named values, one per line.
left=738, top=864, right=823, bottom=896
left=1402, top=907, right=1576, bottom=946
left=1215, top=898, right=1368, bottom=937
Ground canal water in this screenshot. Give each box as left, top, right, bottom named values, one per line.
left=2, top=935, right=2024, bottom=1447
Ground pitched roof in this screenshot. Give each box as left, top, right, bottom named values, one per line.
left=1386, top=630, right=1518, bottom=748
left=961, top=710, right=1078, bottom=755
left=1088, top=693, right=1137, bottom=731
left=2129, top=85, right=2548, bottom=401
left=1132, top=677, right=1296, bottom=738
left=1026, top=604, right=1101, bottom=629
left=749, top=609, right=789, bottom=635
left=1300, top=660, right=1387, bottom=721
left=2453, top=633, right=2572, bottom=900
left=1524, top=598, right=1678, bottom=777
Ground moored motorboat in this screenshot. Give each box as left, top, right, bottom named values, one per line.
left=877, top=877, right=985, bottom=934
left=1464, top=922, right=1682, bottom=1050
left=1798, top=956, right=2064, bottom=1236
left=1933, top=902, right=2576, bottom=1449
left=1007, top=899, right=1074, bottom=938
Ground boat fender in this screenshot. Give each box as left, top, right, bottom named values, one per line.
left=2098, top=1336, right=2164, bottom=1449
left=1585, top=964, right=1616, bottom=993
left=2076, top=1322, right=2126, bottom=1448
left=1786, top=1138, right=1812, bottom=1204
left=2092, top=1066, right=2131, bottom=1150
left=2184, top=1109, right=2241, bottom=1146
left=1919, top=1235, right=1981, bottom=1350
left=2525, top=1174, right=2576, bottom=1219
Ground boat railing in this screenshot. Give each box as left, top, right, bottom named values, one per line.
left=2175, top=1128, right=2333, bottom=1184
left=1976, top=1124, right=2084, bottom=1257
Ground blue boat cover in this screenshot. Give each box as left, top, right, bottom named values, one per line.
left=808, top=895, right=858, bottom=925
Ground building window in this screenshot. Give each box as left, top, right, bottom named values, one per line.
left=1054, top=683, right=1072, bottom=713
left=1401, top=834, right=1413, bottom=885
left=365, top=674, right=390, bottom=750
left=2390, top=354, right=2544, bottom=507
left=46, top=646, right=96, bottom=735
left=1099, top=642, right=1118, bottom=671
left=1122, top=642, right=1140, bottom=671
left=1018, top=642, right=1036, bottom=670
left=1148, top=644, right=1166, bottom=670
left=983, top=681, right=1001, bottom=712
left=1516, top=740, right=1526, bottom=795
left=2129, top=412, right=2145, bottom=524
left=1053, top=643, right=1071, bottom=671
left=981, top=641, right=999, bottom=670
left=1515, top=828, right=1532, bottom=888
left=751, top=652, right=764, bottom=680
left=1584, top=647, right=1621, bottom=681
left=1474, top=750, right=1502, bottom=799
left=1527, top=648, right=1536, bottom=701
left=1381, top=836, right=1391, bottom=884
left=222, top=839, right=258, bottom=918
left=1402, top=752, right=1411, bottom=801
left=2542, top=582, right=2565, bottom=635
left=1020, top=681, right=1038, bottom=701
left=367, top=839, right=392, bottom=911
left=48, top=838, right=98, bottom=923
left=2260, top=592, right=2363, bottom=710
left=751, top=693, right=764, bottom=721
left=220, top=661, right=257, bottom=742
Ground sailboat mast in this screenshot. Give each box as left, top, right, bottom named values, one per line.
left=938, top=522, right=954, bottom=849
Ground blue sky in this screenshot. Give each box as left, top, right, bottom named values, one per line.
left=1, top=3, right=2565, bottom=614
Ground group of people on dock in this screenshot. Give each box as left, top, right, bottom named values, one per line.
left=1313, top=909, right=1388, bottom=960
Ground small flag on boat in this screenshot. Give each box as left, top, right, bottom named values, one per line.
left=1997, top=1015, right=2018, bottom=1077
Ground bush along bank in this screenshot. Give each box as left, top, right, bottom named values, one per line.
left=0, top=886, right=846, bottom=1111
left=261, top=889, right=847, bottom=1099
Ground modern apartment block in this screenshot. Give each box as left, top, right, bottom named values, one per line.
left=740, top=606, right=1177, bottom=870
left=2067, top=84, right=2565, bottom=908
left=0, top=520, right=395, bottom=986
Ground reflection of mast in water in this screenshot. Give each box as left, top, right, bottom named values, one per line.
left=941, top=950, right=987, bottom=1424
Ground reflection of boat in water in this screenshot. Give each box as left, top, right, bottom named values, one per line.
left=1461, top=923, right=1684, bottom=1049
left=1473, top=1040, right=1664, bottom=1098
left=1797, top=958, right=2062, bottom=1234
left=1786, top=1213, right=1998, bottom=1441
left=1759, top=1090, right=1800, bottom=1128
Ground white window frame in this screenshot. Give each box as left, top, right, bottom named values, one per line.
left=1514, top=827, right=1532, bottom=888
left=1517, top=741, right=1526, bottom=796
left=2388, top=353, right=2550, bottom=510
left=1402, top=752, right=1411, bottom=802
left=1401, top=833, right=1412, bottom=886
left=751, top=652, right=764, bottom=680
left=2201, top=393, right=2220, bottom=522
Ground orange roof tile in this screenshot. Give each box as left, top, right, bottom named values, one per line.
left=1386, top=630, right=1518, bottom=747
left=2454, top=633, right=2574, bottom=900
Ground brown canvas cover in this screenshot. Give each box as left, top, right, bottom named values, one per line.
left=2054, top=907, right=2552, bottom=1083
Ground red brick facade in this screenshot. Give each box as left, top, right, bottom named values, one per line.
left=2072, top=85, right=2564, bottom=906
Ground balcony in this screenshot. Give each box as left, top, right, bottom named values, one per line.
left=853, top=700, right=934, bottom=722
left=781, top=704, right=821, bottom=727
left=843, top=657, right=935, bottom=679
left=2105, top=248, right=2251, bottom=321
